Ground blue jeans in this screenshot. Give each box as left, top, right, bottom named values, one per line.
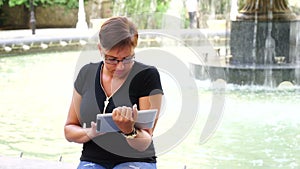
left=77, top=161, right=157, bottom=169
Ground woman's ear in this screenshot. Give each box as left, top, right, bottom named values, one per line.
left=97, top=43, right=102, bottom=52
left=97, top=43, right=105, bottom=57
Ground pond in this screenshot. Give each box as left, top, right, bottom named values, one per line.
left=0, top=50, right=299, bottom=169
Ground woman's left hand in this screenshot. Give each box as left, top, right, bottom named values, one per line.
left=112, top=104, right=138, bottom=134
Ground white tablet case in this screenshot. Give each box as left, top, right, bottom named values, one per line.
left=96, top=109, right=157, bottom=133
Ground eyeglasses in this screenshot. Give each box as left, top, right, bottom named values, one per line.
left=104, top=53, right=135, bottom=65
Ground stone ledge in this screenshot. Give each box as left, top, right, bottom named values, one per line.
left=0, top=156, right=77, bottom=169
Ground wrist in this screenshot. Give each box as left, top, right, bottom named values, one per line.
left=122, top=127, right=134, bottom=135
left=121, top=127, right=137, bottom=139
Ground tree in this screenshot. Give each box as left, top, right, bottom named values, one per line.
left=112, top=0, right=170, bottom=29
left=0, top=0, right=81, bottom=8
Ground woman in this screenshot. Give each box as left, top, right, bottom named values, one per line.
left=64, top=16, right=163, bottom=169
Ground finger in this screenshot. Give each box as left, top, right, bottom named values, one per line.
left=112, top=108, right=121, bottom=119
left=120, top=108, right=126, bottom=117
left=91, top=121, right=104, bottom=136
left=124, top=107, right=132, bottom=120
left=91, top=121, right=99, bottom=131
left=112, top=108, right=117, bottom=116
left=91, top=121, right=98, bottom=127
left=120, top=106, right=129, bottom=119
left=132, top=104, right=138, bottom=120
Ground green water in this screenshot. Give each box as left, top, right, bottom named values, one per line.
left=0, top=51, right=300, bottom=169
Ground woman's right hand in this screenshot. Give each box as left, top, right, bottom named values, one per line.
left=65, top=89, right=103, bottom=143
left=85, top=121, right=103, bottom=139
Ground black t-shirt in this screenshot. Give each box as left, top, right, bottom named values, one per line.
left=74, top=61, right=163, bottom=165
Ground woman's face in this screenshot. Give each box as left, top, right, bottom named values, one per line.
left=102, top=47, right=135, bottom=79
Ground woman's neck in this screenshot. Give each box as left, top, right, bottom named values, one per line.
left=101, top=65, right=126, bottom=97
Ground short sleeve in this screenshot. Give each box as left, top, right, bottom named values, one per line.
left=74, top=64, right=89, bottom=95
left=130, top=66, right=164, bottom=98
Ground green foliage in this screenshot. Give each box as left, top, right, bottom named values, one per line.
left=199, top=0, right=232, bottom=15
left=112, top=0, right=170, bottom=29
left=9, top=0, right=28, bottom=6
left=113, top=0, right=170, bottom=16
left=0, top=0, right=82, bottom=8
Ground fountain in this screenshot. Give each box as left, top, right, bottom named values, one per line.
left=191, top=0, right=300, bottom=87
left=1, top=0, right=299, bottom=87
left=0, top=2, right=300, bottom=168
left=76, top=0, right=88, bottom=30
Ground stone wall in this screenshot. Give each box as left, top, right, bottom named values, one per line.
left=0, top=4, right=28, bottom=29
left=0, top=0, right=113, bottom=30
left=35, top=6, right=78, bottom=28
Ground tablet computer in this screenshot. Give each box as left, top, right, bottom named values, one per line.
left=96, top=109, right=157, bottom=133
